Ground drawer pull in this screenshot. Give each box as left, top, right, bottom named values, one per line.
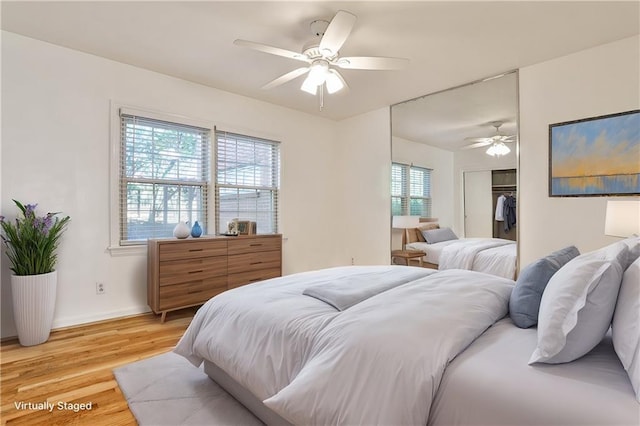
left=188, top=270, right=204, bottom=274
left=249, top=243, right=263, bottom=247
left=187, top=290, right=202, bottom=295
left=189, top=248, right=204, bottom=252
left=249, top=278, right=262, bottom=282
left=250, top=262, right=263, bottom=265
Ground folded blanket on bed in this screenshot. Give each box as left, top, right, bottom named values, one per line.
left=302, top=267, right=437, bottom=310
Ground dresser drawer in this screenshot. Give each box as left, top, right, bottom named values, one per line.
left=227, top=250, right=281, bottom=275
left=159, top=239, right=227, bottom=261
left=228, top=268, right=282, bottom=289
left=159, top=256, right=227, bottom=286
left=228, top=236, right=281, bottom=255
left=158, top=277, right=228, bottom=310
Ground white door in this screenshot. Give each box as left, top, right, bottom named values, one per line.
left=464, top=170, right=493, bottom=237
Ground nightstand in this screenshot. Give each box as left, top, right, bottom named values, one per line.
left=391, top=249, right=426, bottom=267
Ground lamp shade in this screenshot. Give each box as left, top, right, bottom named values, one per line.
left=604, top=200, right=640, bottom=237
left=392, top=215, right=420, bottom=229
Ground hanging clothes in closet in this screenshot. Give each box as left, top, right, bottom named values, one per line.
left=503, top=194, right=516, bottom=233
left=495, top=194, right=505, bottom=222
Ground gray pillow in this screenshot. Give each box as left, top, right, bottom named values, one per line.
left=509, top=246, right=579, bottom=328
left=421, top=227, right=458, bottom=244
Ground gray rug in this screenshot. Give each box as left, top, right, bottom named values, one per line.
left=113, top=351, right=264, bottom=426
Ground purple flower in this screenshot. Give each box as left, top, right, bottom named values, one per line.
left=41, top=215, right=53, bottom=234
left=25, top=204, right=37, bottom=218
left=0, top=215, right=4, bottom=222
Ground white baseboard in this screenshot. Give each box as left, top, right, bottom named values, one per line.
left=51, top=305, right=152, bottom=330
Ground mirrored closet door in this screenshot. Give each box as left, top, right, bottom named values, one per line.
left=390, top=71, right=519, bottom=259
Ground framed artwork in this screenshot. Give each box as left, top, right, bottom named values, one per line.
left=236, top=220, right=256, bottom=235
left=549, top=110, right=640, bottom=197
left=226, top=220, right=238, bottom=235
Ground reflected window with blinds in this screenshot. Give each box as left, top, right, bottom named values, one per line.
left=120, top=112, right=210, bottom=243
left=391, top=162, right=432, bottom=217
left=215, top=130, right=280, bottom=234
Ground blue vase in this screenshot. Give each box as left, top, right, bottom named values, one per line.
left=191, top=221, right=203, bottom=238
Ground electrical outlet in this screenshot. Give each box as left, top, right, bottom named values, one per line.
left=96, top=282, right=105, bottom=295
left=351, top=257, right=355, bottom=265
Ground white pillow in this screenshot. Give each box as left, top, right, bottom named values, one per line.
left=529, top=243, right=628, bottom=364
left=612, top=257, right=640, bottom=402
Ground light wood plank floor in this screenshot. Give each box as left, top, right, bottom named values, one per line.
left=1, top=308, right=197, bottom=425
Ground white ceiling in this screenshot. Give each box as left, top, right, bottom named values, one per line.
left=392, top=71, right=518, bottom=151
left=1, top=1, right=639, bottom=122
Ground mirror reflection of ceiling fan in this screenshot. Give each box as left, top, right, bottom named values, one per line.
left=233, top=10, right=409, bottom=101
left=462, top=121, right=516, bottom=156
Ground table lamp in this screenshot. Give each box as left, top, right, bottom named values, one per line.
left=392, top=215, right=420, bottom=249
left=604, top=200, right=640, bottom=237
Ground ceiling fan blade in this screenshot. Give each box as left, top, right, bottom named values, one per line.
left=261, top=67, right=310, bottom=90
left=461, top=141, right=493, bottom=150
left=464, top=137, right=492, bottom=143
left=319, top=10, right=356, bottom=56
left=335, top=56, right=409, bottom=70
left=501, top=135, right=516, bottom=142
left=234, top=39, right=309, bottom=63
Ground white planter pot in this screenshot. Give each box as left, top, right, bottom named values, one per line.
left=11, top=271, right=57, bottom=346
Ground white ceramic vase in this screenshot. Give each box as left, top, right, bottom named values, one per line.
left=173, top=221, right=190, bottom=239
left=11, top=271, right=57, bottom=346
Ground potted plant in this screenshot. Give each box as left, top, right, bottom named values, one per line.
left=1, top=200, right=70, bottom=346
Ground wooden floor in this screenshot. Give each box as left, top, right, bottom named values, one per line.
left=0, top=308, right=197, bottom=425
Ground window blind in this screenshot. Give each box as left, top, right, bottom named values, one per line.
left=120, top=113, right=210, bottom=243
left=215, top=130, right=280, bottom=234
left=391, top=162, right=432, bottom=217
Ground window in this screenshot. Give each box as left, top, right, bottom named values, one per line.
left=215, top=130, right=280, bottom=234
left=119, top=113, right=210, bottom=244
left=391, top=162, right=432, bottom=217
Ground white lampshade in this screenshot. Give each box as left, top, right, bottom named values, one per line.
left=325, top=70, right=346, bottom=94
left=392, top=215, right=420, bottom=229
left=605, top=200, right=640, bottom=237
left=306, top=61, right=329, bottom=86
left=301, top=77, right=317, bottom=95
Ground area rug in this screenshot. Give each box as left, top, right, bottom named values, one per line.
left=113, top=351, right=263, bottom=425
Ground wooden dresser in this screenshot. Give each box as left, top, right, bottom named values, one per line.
left=147, top=234, right=282, bottom=321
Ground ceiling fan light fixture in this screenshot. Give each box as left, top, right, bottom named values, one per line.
left=325, top=69, right=346, bottom=94
left=301, top=77, right=318, bottom=95
left=486, top=142, right=511, bottom=157
left=306, top=60, right=330, bottom=86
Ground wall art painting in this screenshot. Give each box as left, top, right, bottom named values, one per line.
left=549, top=110, right=639, bottom=197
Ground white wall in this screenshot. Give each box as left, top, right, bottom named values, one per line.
left=336, top=108, right=391, bottom=264
left=392, top=137, right=454, bottom=248
left=519, top=35, right=640, bottom=267
left=1, top=31, right=362, bottom=337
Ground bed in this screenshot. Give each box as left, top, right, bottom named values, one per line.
left=405, top=228, right=517, bottom=281
left=174, top=241, right=640, bottom=426
left=429, top=318, right=638, bottom=426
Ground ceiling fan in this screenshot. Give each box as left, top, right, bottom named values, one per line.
left=233, top=10, right=409, bottom=98
left=462, top=122, right=516, bottom=156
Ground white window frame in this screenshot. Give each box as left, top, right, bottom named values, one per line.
left=108, top=102, right=215, bottom=255
left=391, top=162, right=433, bottom=217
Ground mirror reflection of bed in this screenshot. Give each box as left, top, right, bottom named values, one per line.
left=391, top=71, right=519, bottom=278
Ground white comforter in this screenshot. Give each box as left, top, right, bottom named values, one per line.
left=175, top=265, right=514, bottom=425
left=439, top=238, right=516, bottom=279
